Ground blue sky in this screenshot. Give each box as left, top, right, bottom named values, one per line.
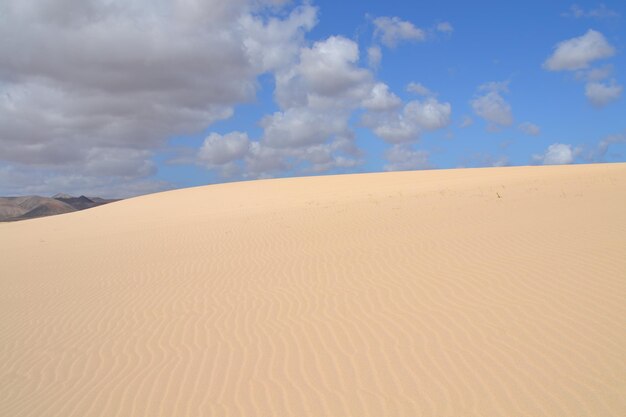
left=0, top=0, right=624, bottom=196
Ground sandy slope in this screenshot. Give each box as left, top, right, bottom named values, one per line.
left=1, top=163, right=625, bottom=417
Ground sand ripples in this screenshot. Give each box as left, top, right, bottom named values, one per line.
left=1, top=164, right=625, bottom=416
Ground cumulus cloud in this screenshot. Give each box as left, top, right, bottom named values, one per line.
left=406, top=99, right=452, bottom=130
left=518, top=122, right=541, bottom=136
left=243, top=135, right=362, bottom=178
left=384, top=145, right=432, bottom=171
left=296, top=140, right=362, bottom=173
left=544, top=31, right=621, bottom=107
left=199, top=132, right=251, bottom=165
left=585, top=80, right=623, bottom=107
left=240, top=5, right=318, bottom=73
left=263, top=35, right=373, bottom=157
left=191, top=35, right=380, bottom=179
left=471, top=82, right=513, bottom=129
left=193, top=131, right=363, bottom=180
left=0, top=0, right=317, bottom=195
left=297, top=36, right=371, bottom=99
left=364, top=98, right=452, bottom=143
left=562, top=4, right=619, bottom=19
left=362, top=83, right=402, bottom=111
left=373, top=16, right=425, bottom=48
left=407, top=82, right=435, bottom=96
left=261, top=108, right=350, bottom=148
left=0, top=2, right=454, bottom=191
left=274, top=36, right=372, bottom=109
left=533, top=143, right=576, bottom=165
left=543, top=30, right=615, bottom=71
left=244, top=142, right=288, bottom=177
left=363, top=114, right=419, bottom=143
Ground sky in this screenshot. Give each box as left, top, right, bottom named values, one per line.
left=1, top=0, right=625, bottom=197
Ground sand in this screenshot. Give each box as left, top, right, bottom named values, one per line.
left=1, top=163, right=625, bottom=417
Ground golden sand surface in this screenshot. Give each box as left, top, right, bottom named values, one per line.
left=1, top=163, right=625, bottom=416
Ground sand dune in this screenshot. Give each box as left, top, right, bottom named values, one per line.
left=1, top=163, right=625, bottom=417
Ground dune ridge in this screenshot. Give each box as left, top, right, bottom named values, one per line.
left=1, top=163, right=625, bottom=416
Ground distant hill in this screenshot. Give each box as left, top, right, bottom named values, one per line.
left=55, top=195, right=100, bottom=210
left=0, top=194, right=120, bottom=221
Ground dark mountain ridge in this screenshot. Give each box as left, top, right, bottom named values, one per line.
left=0, top=194, right=120, bottom=222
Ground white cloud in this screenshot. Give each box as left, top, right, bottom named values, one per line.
left=275, top=36, right=372, bottom=109
left=261, top=108, right=350, bottom=148
left=199, top=132, right=251, bottom=165
left=436, top=22, right=454, bottom=33
left=406, top=99, right=452, bottom=131
left=373, top=16, right=425, bottom=48
left=533, top=143, right=576, bottom=165
left=1, top=2, right=460, bottom=190
left=585, top=80, right=623, bottom=107
left=244, top=142, right=288, bottom=177
left=544, top=31, right=621, bottom=107
left=297, top=36, right=371, bottom=99
left=543, top=29, right=615, bottom=71
left=1, top=2, right=374, bottom=187
left=363, top=113, right=421, bottom=143
left=364, top=97, right=451, bottom=143
left=241, top=135, right=362, bottom=178
left=384, top=144, right=431, bottom=171
left=263, top=36, right=373, bottom=150
left=367, top=45, right=382, bottom=69
left=251, top=35, right=402, bottom=176
left=240, top=5, right=318, bottom=73
left=362, top=83, right=402, bottom=111
left=562, top=4, right=619, bottom=19
left=518, top=122, right=541, bottom=136
left=471, top=82, right=513, bottom=129
left=297, top=141, right=362, bottom=173
left=407, top=82, right=435, bottom=96
left=194, top=34, right=376, bottom=179
left=0, top=0, right=317, bottom=194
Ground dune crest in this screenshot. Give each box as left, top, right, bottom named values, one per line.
left=1, top=164, right=625, bottom=417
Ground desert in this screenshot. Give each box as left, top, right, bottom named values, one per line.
left=1, top=163, right=625, bottom=417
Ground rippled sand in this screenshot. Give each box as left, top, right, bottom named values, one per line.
left=1, top=163, right=625, bottom=417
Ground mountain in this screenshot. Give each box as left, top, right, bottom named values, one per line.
left=0, top=194, right=120, bottom=221
left=88, top=197, right=121, bottom=204
left=54, top=195, right=98, bottom=210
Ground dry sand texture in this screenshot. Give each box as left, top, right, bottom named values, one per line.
left=1, top=163, right=625, bottom=417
